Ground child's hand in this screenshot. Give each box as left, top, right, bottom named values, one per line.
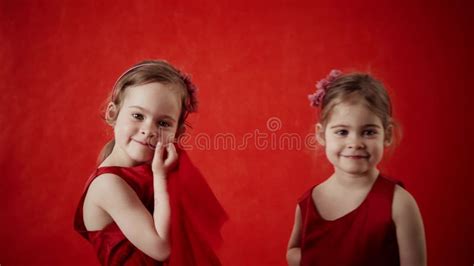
left=152, top=142, right=178, bottom=177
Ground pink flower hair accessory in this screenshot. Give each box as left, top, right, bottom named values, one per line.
left=308, top=69, right=342, bottom=107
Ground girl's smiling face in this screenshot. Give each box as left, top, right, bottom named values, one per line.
left=109, top=82, right=182, bottom=166
left=317, top=100, right=391, bottom=177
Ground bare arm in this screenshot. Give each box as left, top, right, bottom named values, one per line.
left=287, top=205, right=302, bottom=266
left=88, top=143, right=177, bottom=261
left=392, top=185, right=427, bottom=266
left=90, top=174, right=169, bottom=260
left=149, top=142, right=178, bottom=250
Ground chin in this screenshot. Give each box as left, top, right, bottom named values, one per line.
left=128, top=152, right=153, bottom=164
left=339, top=166, right=370, bottom=175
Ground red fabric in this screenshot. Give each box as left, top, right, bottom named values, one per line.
left=298, top=175, right=401, bottom=266
left=166, top=150, right=228, bottom=266
left=74, top=150, right=227, bottom=266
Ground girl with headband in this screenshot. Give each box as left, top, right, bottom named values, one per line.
left=74, top=60, right=227, bottom=265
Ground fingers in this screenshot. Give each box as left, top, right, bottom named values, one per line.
left=153, top=142, right=165, bottom=162
left=164, top=143, right=178, bottom=168
left=152, top=141, right=178, bottom=175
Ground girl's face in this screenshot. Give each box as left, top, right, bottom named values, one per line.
left=110, top=82, right=182, bottom=166
left=317, top=101, right=390, bottom=177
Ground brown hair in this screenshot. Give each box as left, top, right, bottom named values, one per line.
left=98, top=60, right=198, bottom=164
left=319, top=73, right=393, bottom=129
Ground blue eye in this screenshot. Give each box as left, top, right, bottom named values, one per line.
left=131, top=113, right=144, bottom=120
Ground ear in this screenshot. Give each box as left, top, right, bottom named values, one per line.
left=315, top=123, right=326, bottom=146
left=384, top=124, right=393, bottom=147
left=105, top=102, right=118, bottom=126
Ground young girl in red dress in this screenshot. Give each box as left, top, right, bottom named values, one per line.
left=74, top=60, right=227, bottom=265
left=286, top=70, right=426, bottom=266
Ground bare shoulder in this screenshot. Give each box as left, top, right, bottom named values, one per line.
left=88, top=173, right=126, bottom=197
left=392, top=186, right=427, bottom=265
left=87, top=173, right=139, bottom=209
left=392, top=185, right=421, bottom=223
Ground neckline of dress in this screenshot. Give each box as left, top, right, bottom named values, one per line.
left=310, top=174, right=382, bottom=222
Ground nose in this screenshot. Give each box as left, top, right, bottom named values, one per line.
left=140, top=129, right=154, bottom=136
left=347, top=135, right=365, bottom=149
left=140, top=123, right=158, bottom=137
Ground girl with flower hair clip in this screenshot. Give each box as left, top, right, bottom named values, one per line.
left=286, top=70, right=426, bottom=266
left=74, top=60, right=227, bottom=265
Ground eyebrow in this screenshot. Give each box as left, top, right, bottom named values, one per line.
left=128, top=106, right=177, bottom=122
left=329, top=124, right=382, bottom=129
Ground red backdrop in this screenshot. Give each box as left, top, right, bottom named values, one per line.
left=1, top=0, right=472, bottom=265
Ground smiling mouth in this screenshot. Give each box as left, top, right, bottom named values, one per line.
left=341, top=155, right=369, bottom=159
left=132, top=139, right=155, bottom=149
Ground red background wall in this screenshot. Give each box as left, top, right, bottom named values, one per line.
left=1, top=0, right=472, bottom=265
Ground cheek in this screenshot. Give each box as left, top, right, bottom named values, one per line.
left=369, top=142, right=385, bottom=158
left=150, top=125, right=177, bottom=143
left=114, top=121, right=137, bottom=139
left=324, top=141, right=340, bottom=156
left=324, top=136, right=341, bottom=150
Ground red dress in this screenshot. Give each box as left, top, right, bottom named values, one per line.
left=74, top=150, right=227, bottom=266
left=298, top=175, right=401, bottom=266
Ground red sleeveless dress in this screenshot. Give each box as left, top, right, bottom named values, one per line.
left=74, top=150, right=227, bottom=266
left=298, top=175, right=401, bottom=266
